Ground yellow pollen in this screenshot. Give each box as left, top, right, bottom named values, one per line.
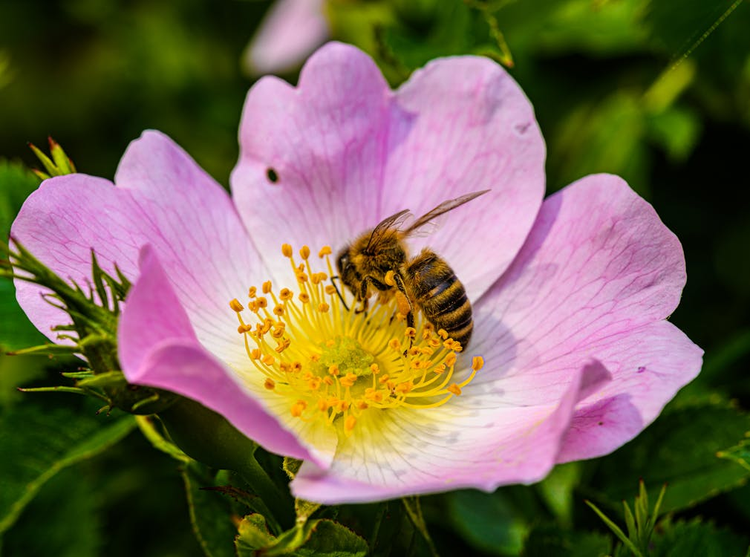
left=291, top=400, right=307, bottom=417
left=340, top=373, right=357, bottom=388
left=230, top=244, right=485, bottom=435
left=344, top=415, right=357, bottom=433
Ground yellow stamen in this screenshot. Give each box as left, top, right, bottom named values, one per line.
left=230, top=243, right=484, bottom=435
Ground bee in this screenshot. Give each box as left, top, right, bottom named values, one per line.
left=335, top=190, right=489, bottom=348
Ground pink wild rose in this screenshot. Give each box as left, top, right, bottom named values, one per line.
left=11, top=43, right=702, bottom=504
left=245, top=0, right=329, bottom=75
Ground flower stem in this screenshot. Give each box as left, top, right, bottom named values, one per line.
left=238, top=455, right=295, bottom=529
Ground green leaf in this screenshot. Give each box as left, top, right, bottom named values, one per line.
left=0, top=466, right=102, bottom=557
left=522, top=524, right=612, bottom=557
left=0, top=398, right=136, bottom=533
left=296, top=520, right=369, bottom=557
left=0, top=159, right=41, bottom=236
left=235, top=514, right=275, bottom=555
left=0, top=270, right=44, bottom=352
left=650, top=519, right=748, bottom=557
left=446, top=489, right=529, bottom=556
left=537, top=462, right=581, bottom=527
left=591, top=398, right=750, bottom=513
left=182, top=461, right=238, bottom=557
left=234, top=515, right=368, bottom=557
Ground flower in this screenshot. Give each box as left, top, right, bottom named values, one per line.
left=244, top=0, right=329, bottom=75
left=11, top=42, right=702, bottom=504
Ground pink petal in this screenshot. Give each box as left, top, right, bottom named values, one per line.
left=12, top=131, right=264, bottom=365
left=120, top=245, right=322, bottom=464
left=232, top=42, right=545, bottom=300
left=469, top=174, right=702, bottom=461
left=245, top=0, right=329, bottom=76
left=291, top=361, right=610, bottom=503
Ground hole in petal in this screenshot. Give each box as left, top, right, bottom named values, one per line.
left=266, top=167, right=279, bottom=184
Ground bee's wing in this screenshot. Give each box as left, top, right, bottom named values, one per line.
left=366, top=209, right=413, bottom=251
left=402, top=190, right=490, bottom=237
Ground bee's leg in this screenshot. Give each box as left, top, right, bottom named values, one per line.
left=329, top=275, right=350, bottom=311
left=392, top=273, right=415, bottom=348
left=355, top=277, right=371, bottom=315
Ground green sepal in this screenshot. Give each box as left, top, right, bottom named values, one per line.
left=27, top=137, right=76, bottom=179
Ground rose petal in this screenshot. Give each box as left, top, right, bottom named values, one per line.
left=120, top=245, right=328, bottom=465
left=232, top=42, right=545, bottom=299
left=468, top=173, right=701, bottom=458
left=244, top=0, right=329, bottom=75
left=380, top=55, right=546, bottom=300
left=291, top=361, right=610, bottom=503
left=12, top=131, right=263, bottom=365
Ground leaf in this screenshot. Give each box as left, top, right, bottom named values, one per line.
left=0, top=398, right=136, bottom=533
left=537, top=462, right=581, bottom=527
left=0, top=275, right=45, bottom=351
left=0, top=466, right=103, bottom=557
left=182, top=461, right=238, bottom=557
left=0, top=159, right=41, bottom=236
left=522, top=524, right=612, bottom=557
left=590, top=398, right=750, bottom=513
left=650, top=519, right=748, bottom=557
left=446, top=489, right=529, bottom=556
left=234, top=515, right=368, bottom=557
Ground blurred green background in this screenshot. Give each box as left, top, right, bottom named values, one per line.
left=1, top=0, right=750, bottom=555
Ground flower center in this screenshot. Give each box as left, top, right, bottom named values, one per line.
left=229, top=244, right=483, bottom=435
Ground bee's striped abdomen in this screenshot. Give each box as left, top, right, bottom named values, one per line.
left=406, top=249, right=473, bottom=348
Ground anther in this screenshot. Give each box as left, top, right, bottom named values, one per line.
left=345, top=415, right=357, bottom=433
left=318, top=302, right=330, bottom=313
left=273, top=304, right=285, bottom=316
left=229, top=299, right=244, bottom=312
left=248, top=286, right=257, bottom=298
left=264, top=378, right=275, bottom=390
left=340, top=373, right=357, bottom=388
left=298, top=293, right=310, bottom=304
left=257, top=297, right=268, bottom=309
left=328, top=364, right=340, bottom=376
left=318, top=246, right=332, bottom=257
left=444, top=353, right=457, bottom=367
left=282, top=244, right=293, bottom=257
left=291, top=400, right=307, bottom=417
left=448, top=384, right=462, bottom=396
left=472, top=356, right=484, bottom=371
left=279, top=288, right=293, bottom=301
left=389, top=339, right=401, bottom=351
left=262, top=281, right=272, bottom=294
left=299, top=245, right=311, bottom=260
left=262, top=354, right=275, bottom=366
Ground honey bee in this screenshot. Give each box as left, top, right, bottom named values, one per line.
left=336, top=190, right=489, bottom=348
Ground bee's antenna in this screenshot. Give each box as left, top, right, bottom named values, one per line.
left=329, top=275, right=350, bottom=311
